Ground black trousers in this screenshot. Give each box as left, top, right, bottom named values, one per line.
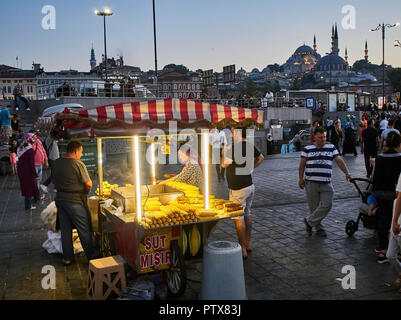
left=43, top=159, right=56, bottom=186
left=363, top=151, right=377, bottom=177
left=376, top=191, right=396, bottom=251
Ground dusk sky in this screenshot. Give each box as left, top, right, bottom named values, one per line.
left=2, top=0, right=401, bottom=73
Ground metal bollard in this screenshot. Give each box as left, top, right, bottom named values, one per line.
left=200, top=241, right=247, bottom=300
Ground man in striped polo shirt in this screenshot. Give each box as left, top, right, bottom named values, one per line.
left=299, top=127, right=352, bottom=237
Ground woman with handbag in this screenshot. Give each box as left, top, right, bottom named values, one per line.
left=17, top=133, right=40, bottom=211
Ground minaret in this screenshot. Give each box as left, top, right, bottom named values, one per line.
left=345, top=47, right=348, bottom=63
left=313, top=35, right=317, bottom=53
left=90, top=44, right=96, bottom=70
left=331, top=25, right=335, bottom=53
left=364, top=40, right=369, bottom=62
left=333, top=23, right=339, bottom=55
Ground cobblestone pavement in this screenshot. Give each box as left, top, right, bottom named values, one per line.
left=1, top=149, right=400, bottom=300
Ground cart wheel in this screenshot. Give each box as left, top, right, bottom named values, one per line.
left=346, top=221, right=357, bottom=237
left=166, top=241, right=187, bottom=298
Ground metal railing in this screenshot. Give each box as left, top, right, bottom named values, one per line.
left=35, top=83, right=319, bottom=109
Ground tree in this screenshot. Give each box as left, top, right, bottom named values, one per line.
left=352, top=60, right=379, bottom=73
left=244, top=80, right=258, bottom=97
left=387, top=68, right=401, bottom=93
left=267, top=64, right=284, bottom=73
left=265, top=80, right=281, bottom=94
left=163, top=64, right=189, bottom=74
left=290, top=79, right=302, bottom=90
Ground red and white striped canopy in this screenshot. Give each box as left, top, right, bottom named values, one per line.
left=61, top=99, right=264, bottom=127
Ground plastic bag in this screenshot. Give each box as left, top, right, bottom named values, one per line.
left=40, top=201, right=57, bottom=232
left=42, top=230, right=84, bottom=255
left=42, top=230, right=63, bottom=254
left=118, top=279, right=155, bottom=300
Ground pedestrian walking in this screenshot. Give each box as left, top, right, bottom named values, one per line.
left=41, top=129, right=62, bottom=193
left=1, top=105, right=12, bottom=146
left=310, top=120, right=320, bottom=144
left=299, top=127, right=352, bottom=237
left=222, top=128, right=264, bottom=259
left=17, top=133, right=40, bottom=211
left=8, top=140, right=18, bottom=175
left=342, top=123, right=357, bottom=156
left=11, top=114, right=20, bottom=132
left=381, top=118, right=400, bottom=150
left=361, top=119, right=379, bottom=178
left=329, top=120, right=342, bottom=152
left=30, top=131, right=48, bottom=202
left=51, top=141, right=98, bottom=266
left=372, top=131, right=401, bottom=263
left=379, top=113, right=388, bottom=136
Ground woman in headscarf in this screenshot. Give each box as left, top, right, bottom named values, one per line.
left=342, top=122, right=357, bottom=156
left=17, top=133, right=40, bottom=211
left=329, top=120, right=342, bottom=152
left=161, top=146, right=203, bottom=191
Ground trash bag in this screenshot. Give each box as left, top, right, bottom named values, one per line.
left=72, top=230, right=84, bottom=254
left=118, top=278, right=155, bottom=300
left=40, top=201, right=57, bottom=232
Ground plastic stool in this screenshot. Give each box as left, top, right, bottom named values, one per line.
left=288, top=143, right=294, bottom=153
left=200, top=241, right=247, bottom=300
left=87, top=256, right=127, bottom=300
left=281, top=144, right=288, bottom=154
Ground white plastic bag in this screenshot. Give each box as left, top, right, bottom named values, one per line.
left=40, top=201, right=57, bottom=232
left=42, top=230, right=63, bottom=254
left=42, top=230, right=84, bottom=255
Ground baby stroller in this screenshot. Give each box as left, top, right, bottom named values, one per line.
left=345, top=178, right=379, bottom=237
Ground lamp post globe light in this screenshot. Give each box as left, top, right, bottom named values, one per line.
left=95, top=7, right=113, bottom=82
left=369, top=22, right=400, bottom=108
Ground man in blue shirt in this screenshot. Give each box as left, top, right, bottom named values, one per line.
left=1, top=105, right=12, bottom=146
left=299, top=127, right=352, bottom=237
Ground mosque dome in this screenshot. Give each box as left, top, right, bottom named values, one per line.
left=262, top=66, right=271, bottom=74
left=251, top=68, right=260, bottom=74
left=294, top=45, right=315, bottom=55
left=314, top=54, right=347, bottom=72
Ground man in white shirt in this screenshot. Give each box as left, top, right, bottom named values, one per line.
left=380, top=114, right=388, bottom=135
left=381, top=119, right=400, bottom=150
left=210, top=128, right=228, bottom=182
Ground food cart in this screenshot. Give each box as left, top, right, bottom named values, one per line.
left=52, top=98, right=264, bottom=297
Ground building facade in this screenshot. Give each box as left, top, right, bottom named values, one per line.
left=0, top=65, right=37, bottom=101
left=36, top=69, right=102, bottom=99
left=157, top=71, right=202, bottom=99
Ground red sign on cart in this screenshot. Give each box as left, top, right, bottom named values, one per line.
left=139, top=228, right=172, bottom=273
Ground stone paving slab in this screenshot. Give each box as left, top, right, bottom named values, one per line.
left=0, top=149, right=400, bottom=300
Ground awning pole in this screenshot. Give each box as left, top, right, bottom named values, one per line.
left=151, top=142, right=156, bottom=185
left=202, top=132, right=209, bottom=209
left=133, top=136, right=142, bottom=221
left=97, top=138, right=103, bottom=198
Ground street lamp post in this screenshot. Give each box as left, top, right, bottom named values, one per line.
left=152, top=0, right=159, bottom=97
left=95, top=8, right=113, bottom=82
left=370, top=22, right=400, bottom=108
